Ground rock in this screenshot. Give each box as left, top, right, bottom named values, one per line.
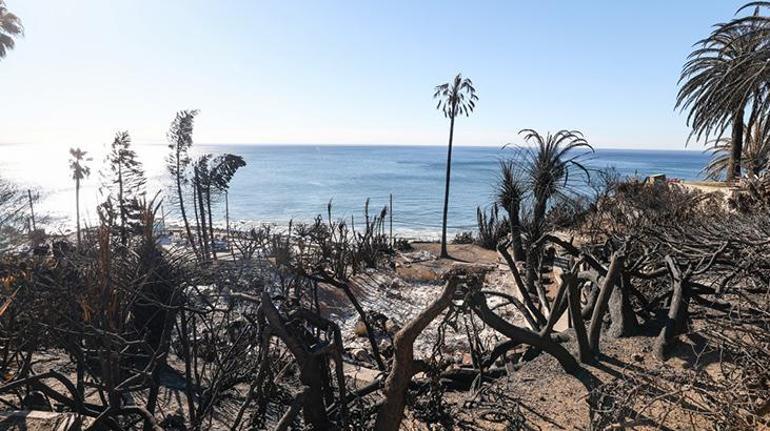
left=343, top=363, right=382, bottom=389
left=385, top=320, right=401, bottom=334
left=354, top=320, right=368, bottom=337
left=461, top=353, right=473, bottom=366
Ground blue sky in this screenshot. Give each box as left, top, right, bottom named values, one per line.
left=0, top=0, right=750, bottom=149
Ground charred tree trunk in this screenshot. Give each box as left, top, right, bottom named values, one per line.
left=75, top=178, right=82, bottom=247
left=581, top=281, right=600, bottom=319
left=174, top=152, right=198, bottom=258
left=498, top=243, right=547, bottom=327
left=375, top=274, right=465, bottom=431
left=194, top=174, right=210, bottom=261
left=727, top=106, right=745, bottom=182
left=608, top=272, right=639, bottom=338
left=567, top=272, right=593, bottom=363
left=206, top=184, right=217, bottom=261
left=655, top=257, right=689, bottom=360
left=260, top=292, right=331, bottom=429
left=507, top=202, right=525, bottom=261
left=470, top=292, right=579, bottom=374
left=539, top=270, right=571, bottom=337
left=440, top=114, right=456, bottom=258
left=588, top=252, right=624, bottom=354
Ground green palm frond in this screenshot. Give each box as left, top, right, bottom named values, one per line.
left=208, top=154, right=246, bottom=192
left=517, top=129, right=594, bottom=212
left=676, top=22, right=766, bottom=144
left=0, top=0, right=23, bottom=59
left=496, top=159, right=525, bottom=216
left=434, top=73, right=478, bottom=119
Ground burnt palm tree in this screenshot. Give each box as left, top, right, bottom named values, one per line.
left=434, top=73, right=478, bottom=258
left=516, top=129, right=592, bottom=295
left=496, top=159, right=526, bottom=261
left=204, top=154, right=246, bottom=260
left=191, top=155, right=212, bottom=259
left=190, top=153, right=246, bottom=261
left=69, top=148, right=91, bottom=246
left=0, top=0, right=23, bottom=60
left=101, top=131, right=146, bottom=245
left=518, top=129, right=593, bottom=222
left=166, top=110, right=199, bottom=257
left=677, top=4, right=769, bottom=181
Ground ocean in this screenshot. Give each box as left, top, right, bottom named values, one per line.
left=0, top=144, right=710, bottom=239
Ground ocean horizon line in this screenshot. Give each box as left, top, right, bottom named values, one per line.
left=0, top=141, right=705, bottom=153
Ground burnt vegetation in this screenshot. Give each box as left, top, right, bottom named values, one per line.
left=2, top=2, right=770, bottom=429
left=2, top=119, right=770, bottom=429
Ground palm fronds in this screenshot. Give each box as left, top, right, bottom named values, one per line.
left=433, top=74, right=478, bottom=118
left=496, top=160, right=526, bottom=218
left=69, top=148, right=91, bottom=182
left=0, top=1, right=23, bottom=59
left=677, top=2, right=770, bottom=180
left=433, top=73, right=479, bottom=257
left=475, top=204, right=508, bottom=250
left=516, top=129, right=594, bottom=219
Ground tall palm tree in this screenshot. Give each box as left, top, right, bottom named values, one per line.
left=677, top=5, right=769, bottom=181
left=0, top=0, right=23, bottom=60
left=434, top=73, right=478, bottom=258
left=190, top=154, right=212, bottom=259
left=69, top=148, right=91, bottom=246
left=166, top=110, right=199, bottom=257
left=201, top=153, right=246, bottom=260
left=208, top=154, right=245, bottom=247
left=101, top=131, right=146, bottom=245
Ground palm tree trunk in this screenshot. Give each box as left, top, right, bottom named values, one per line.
left=118, top=163, right=126, bottom=246
left=206, top=184, right=216, bottom=261
left=508, top=202, right=525, bottom=261
left=192, top=184, right=202, bottom=255
left=440, top=115, right=456, bottom=258
left=75, top=178, right=81, bottom=247
left=175, top=155, right=198, bottom=258
left=196, top=179, right=210, bottom=261
left=727, top=106, right=745, bottom=182
left=226, top=190, right=235, bottom=260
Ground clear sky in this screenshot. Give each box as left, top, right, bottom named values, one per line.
left=0, top=0, right=750, bottom=149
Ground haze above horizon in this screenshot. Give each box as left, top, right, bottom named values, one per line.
left=0, top=1, right=747, bottom=151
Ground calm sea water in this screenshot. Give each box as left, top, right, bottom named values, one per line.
left=0, top=144, right=710, bottom=238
